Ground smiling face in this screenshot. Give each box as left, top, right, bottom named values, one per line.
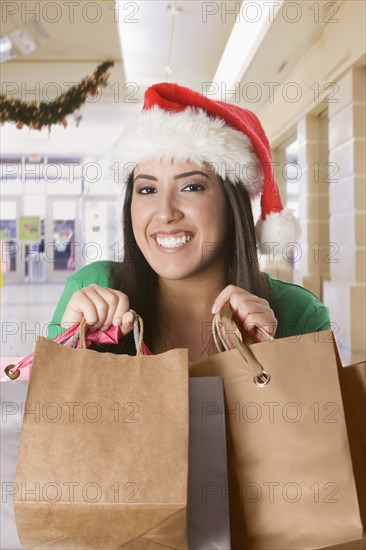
left=130, top=158, right=229, bottom=281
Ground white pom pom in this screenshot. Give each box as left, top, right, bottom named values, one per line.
left=255, top=208, right=301, bottom=255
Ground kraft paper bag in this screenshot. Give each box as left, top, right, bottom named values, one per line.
left=189, top=304, right=365, bottom=550
left=12, top=317, right=189, bottom=549
left=323, top=359, right=366, bottom=550
left=308, top=359, right=366, bottom=550
left=3, top=376, right=231, bottom=550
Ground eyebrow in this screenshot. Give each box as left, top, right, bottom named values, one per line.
left=134, top=170, right=210, bottom=182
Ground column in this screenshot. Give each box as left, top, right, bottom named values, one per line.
left=323, top=66, right=366, bottom=362
left=294, top=112, right=330, bottom=299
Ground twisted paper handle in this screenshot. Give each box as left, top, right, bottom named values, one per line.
left=212, top=303, right=272, bottom=387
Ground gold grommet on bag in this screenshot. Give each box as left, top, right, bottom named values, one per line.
left=4, top=364, right=21, bottom=380
left=253, top=371, right=271, bottom=387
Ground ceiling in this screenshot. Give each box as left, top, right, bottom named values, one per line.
left=0, top=0, right=342, bottom=156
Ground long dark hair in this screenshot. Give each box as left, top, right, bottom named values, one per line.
left=107, top=173, right=269, bottom=355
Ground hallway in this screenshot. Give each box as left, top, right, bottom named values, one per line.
left=1, top=283, right=64, bottom=357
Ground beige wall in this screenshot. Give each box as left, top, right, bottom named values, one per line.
left=256, top=1, right=365, bottom=362
left=258, top=1, right=365, bottom=146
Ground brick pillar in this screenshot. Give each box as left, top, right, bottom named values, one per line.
left=323, top=66, right=366, bottom=362
left=294, top=112, right=330, bottom=299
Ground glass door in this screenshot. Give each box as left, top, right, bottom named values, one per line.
left=82, top=197, right=122, bottom=264
left=0, top=197, right=22, bottom=284
left=22, top=194, right=46, bottom=283
left=45, top=197, right=81, bottom=283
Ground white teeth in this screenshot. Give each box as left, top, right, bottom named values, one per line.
left=156, top=234, right=193, bottom=248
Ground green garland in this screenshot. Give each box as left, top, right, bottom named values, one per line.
left=0, top=60, right=114, bottom=130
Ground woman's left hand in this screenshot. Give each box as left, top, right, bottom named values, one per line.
left=211, top=285, right=278, bottom=343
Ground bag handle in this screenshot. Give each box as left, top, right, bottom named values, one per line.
left=4, top=309, right=145, bottom=380
left=76, top=309, right=144, bottom=355
left=4, top=322, right=82, bottom=380
left=212, top=303, right=272, bottom=387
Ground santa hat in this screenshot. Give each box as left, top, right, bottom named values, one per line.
left=111, top=82, right=300, bottom=254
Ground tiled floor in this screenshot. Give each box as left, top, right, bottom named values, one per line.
left=1, top=284, right=65, bottom=357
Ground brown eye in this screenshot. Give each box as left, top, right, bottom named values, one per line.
left=136, top=186, right=157, bottom=194
left=182, top=183, right=205, bottom=192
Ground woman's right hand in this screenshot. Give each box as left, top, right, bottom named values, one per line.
left=60, top=284, right=134, bottom=334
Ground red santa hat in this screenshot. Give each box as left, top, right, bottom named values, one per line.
left=111, top=82, right=300, bottom=254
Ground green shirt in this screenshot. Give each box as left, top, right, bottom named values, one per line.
left=47, top=260, right=331, bottom=342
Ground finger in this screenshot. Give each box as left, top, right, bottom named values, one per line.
left=235, top=299, right=271, bottom=322
left=255, top=324, right=277, bottom=342
left=91, top=287, right=129, bottom=331
left=120, top=310, right=134, bottom=336
left=229, top=293, right=269, bottom=316
left=240, top=311, right=278, bottom=342
left=229, top=299, right=277, bottom=341
left=212, top=286, right=269, bottom=315
left=61, top=290, right=102, bottom=329
left=78, top=287, right=111, bottom=331
left=111, top=291, right=130, bottom=330
left=211, top=285, right=249, bottom=314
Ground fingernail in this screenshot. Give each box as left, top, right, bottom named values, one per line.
left=211, top=303, right=220, bottom=314
left=125, top=312, right=134, bottom=324
left=121, top=322, right=132, bottom=333
left=113, top=318, right=121, bottom=327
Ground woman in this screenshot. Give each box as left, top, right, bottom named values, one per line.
left=48, top=83, right=330, bottom=361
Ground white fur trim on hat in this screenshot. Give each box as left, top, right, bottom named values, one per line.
left=255, top=208, right=302, bottom=255
left=110, top=106, right=263, bottom=197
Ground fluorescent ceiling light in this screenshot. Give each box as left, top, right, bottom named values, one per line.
left=212, top=0, right=284, bottom=98
left=0, top=35, right=12, bottom=54
left=0, top=35, right=15, bottom=62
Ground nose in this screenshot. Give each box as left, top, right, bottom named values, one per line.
left=154, top=192, right=182, bottom=224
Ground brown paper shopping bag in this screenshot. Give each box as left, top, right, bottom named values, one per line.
left=3, top=377, right=232, bottom=549
left=13, top=317, right=189, bottom=550
left=189, top=304, right=365, bottom=550
left=331, top=359, right=366, bottom=550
